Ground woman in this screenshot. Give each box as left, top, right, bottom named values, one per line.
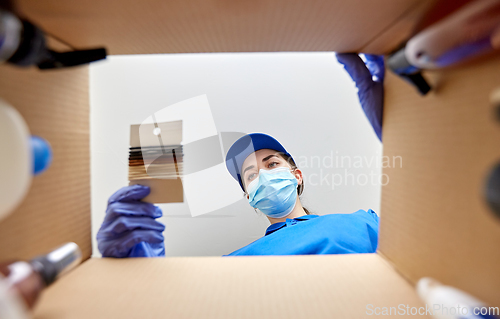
left=223, top=133, right=378, bottom=256
left=97, top=132, right=379, bottom=257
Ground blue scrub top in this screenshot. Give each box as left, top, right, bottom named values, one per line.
left=223, top=209, right=379, bottom=256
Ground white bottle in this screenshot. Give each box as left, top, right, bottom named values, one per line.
left=405, top=0, right=500, bottom=69
left=417, top=277, right=499, bottom=319
left=0, top=98, right=31, bottom=222
left=0, top=274, right=30, bottom=319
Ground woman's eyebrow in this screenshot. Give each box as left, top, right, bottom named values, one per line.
left=242, top=165, right=255, bottom=176
left=262, top=154, right=279, bottom=162
left=242, top=155, right=280, bottom=176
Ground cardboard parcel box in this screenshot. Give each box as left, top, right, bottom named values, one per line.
left=0, top=0, right=499, bottom=318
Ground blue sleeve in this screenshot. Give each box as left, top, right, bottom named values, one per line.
left=366, top=209, right=379, bottom=223
left=353, top=209, right=379, bottom=252
left=224, top=210, right=380, bottom=256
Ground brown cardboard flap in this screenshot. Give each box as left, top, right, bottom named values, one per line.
left=0, top=65, right=91, bottom=261
left=129, top=179, right=183, bottom=203
left=18, top=0, right=432, bottom=55
left=380, top=56, right=500, bottom=305
left=34, top=254, right=428, bottom=319
left=360, top=0, right=436, bottom=53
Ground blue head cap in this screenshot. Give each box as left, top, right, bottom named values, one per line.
left=225, top=133, right=294, bottom=191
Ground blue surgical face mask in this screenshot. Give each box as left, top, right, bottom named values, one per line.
left=246, top=167, right=298, bottom=219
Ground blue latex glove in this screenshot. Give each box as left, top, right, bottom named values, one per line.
left=97, top=184, right=165, bottom=257
left=336, top=53, right=385, bottom=141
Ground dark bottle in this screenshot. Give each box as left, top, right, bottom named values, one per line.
left=0, top=242, right=81, bottom=310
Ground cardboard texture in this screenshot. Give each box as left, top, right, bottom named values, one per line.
left=5, top=0, right=500, bottom=317
left=33, top=254, right=428, bottom=319
left=360, top=0, right=475, bottom=53
left=15, top=0, right=433, bottom=55
left=129, top=179, right=184, bottom=203
left=0, top=65, right=91, bottom=261
left=360, top=0, right=436, bottom=53
left=379, top=56, right=500, bottom=305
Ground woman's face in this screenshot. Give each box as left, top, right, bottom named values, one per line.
left=240, top=148, right=301, bottom=193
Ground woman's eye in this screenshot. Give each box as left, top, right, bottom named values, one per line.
left=268, top=162, right=279, bottom=168
left=247, top=173, right=256, bottom=181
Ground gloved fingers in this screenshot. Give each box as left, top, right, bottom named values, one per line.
left=363, top=54, right=385, bottom=83
left=129, top=242, right=165, bottom=257
left=335, top=53, right=374, bottom=92
left=105, top=201, right=162, bottom=220
left=355, top=81, right=384, bottom=141
left=98, top=215, right=165, bottom=238
left=362, top=92, right=383, bottom=141
left=108, top=184, right=151, bottom=205
left=99, top=230, right=165, bottom=258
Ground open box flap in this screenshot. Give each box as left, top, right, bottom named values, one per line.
left=16, top=0, right=433, bottom=55
left=0, top=65, right=92, bottom=261
left=34, top=254, right=428, bottom=319
left=379, top=56, right=500, bottom=305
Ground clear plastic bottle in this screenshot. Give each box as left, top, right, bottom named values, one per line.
left=417, top=277, right=499, bottom=319
left=0, top=243, right=81, bottom=314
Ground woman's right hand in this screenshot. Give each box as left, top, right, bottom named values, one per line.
left=96, top=184, right=165, bottom=258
